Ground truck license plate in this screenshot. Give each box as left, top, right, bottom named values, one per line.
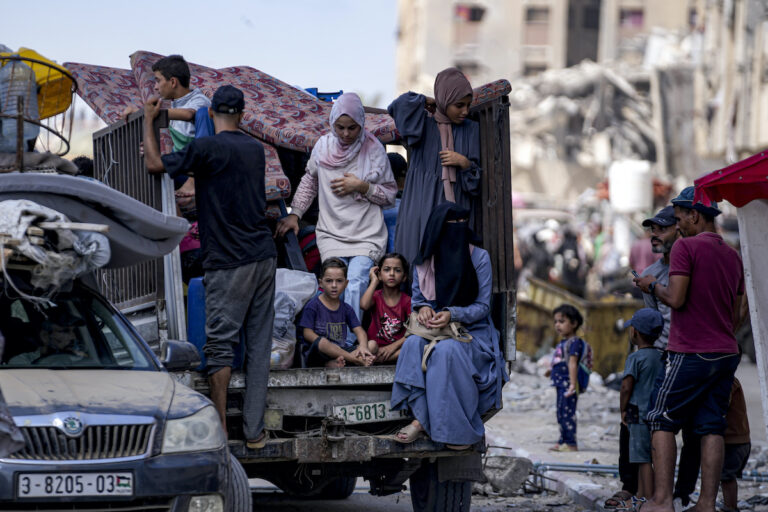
left=17, top=472, right=133, bottom=498
left=333, top=401, right=406, bottom=424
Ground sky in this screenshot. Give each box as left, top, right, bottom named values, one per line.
left=0, top=0, right=398, bottom=107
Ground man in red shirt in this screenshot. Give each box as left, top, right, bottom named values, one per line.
left=634, top=186, right=744, bottom=512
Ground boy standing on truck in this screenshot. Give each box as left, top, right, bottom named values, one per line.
left=123, top=55, right=210, bottom=196
left=143, top=85, right=277, bottom=450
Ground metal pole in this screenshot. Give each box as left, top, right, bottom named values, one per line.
left=15, top=95, right=24, bottom=171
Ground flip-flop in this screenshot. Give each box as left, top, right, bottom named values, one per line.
left=394, top=424, right=425, bottom=444
left=604, top=491, right=633, bottom=509
left=246, top=431, right=268, bottom=450
left=446, top=444, right=472, bottom=451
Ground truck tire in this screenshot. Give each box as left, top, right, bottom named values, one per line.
left=409, top=460, right=471, bottom=512
left=316, top=476, right=356, bottom=499
left=226, top=454, right=252, bottom=512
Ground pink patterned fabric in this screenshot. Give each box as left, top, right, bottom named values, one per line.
left=65, top=60, right=291, bottom=208
left=130, top=51, right=398, bottom=153
left=470, top=79, right=512, bottom=106
left=63, top=63, right=142, bottom=125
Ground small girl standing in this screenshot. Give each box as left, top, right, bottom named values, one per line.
left=548, top=304, right=586, bottom=452
left=360, top=253, right=411, bottom=363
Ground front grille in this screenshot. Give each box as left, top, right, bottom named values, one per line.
left=2, top=497, right=173, bottom=511
left=7, top=424, right=154, bottom=461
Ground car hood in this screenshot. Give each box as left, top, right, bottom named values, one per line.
left=0, top=370, right=177, bottom=419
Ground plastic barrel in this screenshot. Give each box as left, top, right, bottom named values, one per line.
left=186, top=277, right=244, bottom=371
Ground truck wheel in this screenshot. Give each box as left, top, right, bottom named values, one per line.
left=316, top=476, right=357, bottom=500
left=409, top=460, right=471, bottom=512
left=226, top=454, right=252, bottom=512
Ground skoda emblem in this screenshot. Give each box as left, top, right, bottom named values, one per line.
left=61, top=417, right=84, bottom=436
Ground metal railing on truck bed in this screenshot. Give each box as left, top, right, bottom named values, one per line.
left=91, top=110, right=186, bottom=342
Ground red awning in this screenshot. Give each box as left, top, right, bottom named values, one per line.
left=694, top=150, right=768, bottom=207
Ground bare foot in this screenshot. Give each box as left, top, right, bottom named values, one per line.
left=325, top=356, right=346, bottom=368
left=636, top=499, right=674, bottom=512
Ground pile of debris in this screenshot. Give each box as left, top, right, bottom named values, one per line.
left=0, top=199, right=110, bottom=294
left=509, top=60, right=656, bottom=171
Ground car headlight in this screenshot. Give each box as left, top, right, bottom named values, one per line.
left=162, top=406, right=225, bottom=454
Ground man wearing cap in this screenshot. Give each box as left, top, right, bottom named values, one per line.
left=144, top=85, right=277, bottom=450
left=634, top=186, right=744, bottom=512
left=639, top=206, right=677, bottom=350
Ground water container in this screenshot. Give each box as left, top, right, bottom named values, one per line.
left=608, top=160, right=652, bottom=213
left=186, top=277, right=244, bottom=371
left=383, top=198, right=400, bottom=253
left=0, top=59, right=40, bottom=153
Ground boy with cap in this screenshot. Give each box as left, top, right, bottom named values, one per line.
left=143, top=85, right=277, bottom=450
left=634, top=186, right=744, bottom=512
left=620, top=308, right=665, bottom=503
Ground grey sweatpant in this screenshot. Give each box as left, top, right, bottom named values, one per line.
left=203, top=257, right=276, bottom=439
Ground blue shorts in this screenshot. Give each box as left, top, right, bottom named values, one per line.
left=629, top=421, right=652, bottom=464
left=646, top=352, right=739, bottom=436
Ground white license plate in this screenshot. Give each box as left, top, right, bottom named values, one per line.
left=333, top=401, right=406, bottom=424
left=17, top=472, right=133, bottom=498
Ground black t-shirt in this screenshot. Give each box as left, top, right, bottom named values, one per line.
left=162, top=130, right=276, bottom=270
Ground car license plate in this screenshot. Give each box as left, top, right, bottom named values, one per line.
left=17, top=472, right=133, bottom=498
left=333, top=401, right=406, bottom=424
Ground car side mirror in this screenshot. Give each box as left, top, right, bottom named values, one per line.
left=160, top=339, right=202, bottom=371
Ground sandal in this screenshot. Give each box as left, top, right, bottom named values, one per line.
left=446, top=444, right=472, bottom=451
left=394, top=424, right=425, bottom=444
left=605, top=491, right=634, bottom=509
left=246, top=431, right=268, bottom=450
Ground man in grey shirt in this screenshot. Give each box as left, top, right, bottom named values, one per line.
left=639, top=206, right=678, bottom=349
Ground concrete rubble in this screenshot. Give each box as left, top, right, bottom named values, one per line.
left=508, top=60, right=655, bottom=173
left=482, top=456, right=534, bottom=496
left=480, top=352, right=768, bottom=510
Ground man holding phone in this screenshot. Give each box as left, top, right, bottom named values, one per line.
left=637, top=205, right=677, bottom=350
left=634, top=187, right=744, bottom=512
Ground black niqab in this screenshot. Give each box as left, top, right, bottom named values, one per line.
left=414, top=203, right=480, bottom=309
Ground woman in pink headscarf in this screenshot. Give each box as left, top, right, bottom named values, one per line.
left=387, top=68, right=481, bottom=266
left=277, top=92, right=397, bottom=346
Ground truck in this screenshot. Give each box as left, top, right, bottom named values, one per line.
left=9, top=52, right=517, bottom=511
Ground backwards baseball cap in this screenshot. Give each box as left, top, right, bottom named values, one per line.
left=642, top=205, right=676, bottom=228
left=671, top=186, right=721, bottom=217
left=211, top=85, right=245, bottom=114
left=625, top=308, right=665, bottom=340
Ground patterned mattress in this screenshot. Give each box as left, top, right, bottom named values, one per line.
left=65, top=52, right=512, bottom=216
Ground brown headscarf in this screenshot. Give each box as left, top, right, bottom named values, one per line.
left=432, top=68, right=473, bottom=203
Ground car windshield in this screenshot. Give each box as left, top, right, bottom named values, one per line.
left=0, top=289, right=155, bottom=370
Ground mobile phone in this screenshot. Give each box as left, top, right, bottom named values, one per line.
left=630, top=269, right=640, bottom=279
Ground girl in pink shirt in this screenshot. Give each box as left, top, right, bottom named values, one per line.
left=360, top=253, right=411, bottom=363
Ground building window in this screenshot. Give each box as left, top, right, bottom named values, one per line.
left=583, top=6, right=600, bottom=30
left=524, top=7, right=550, bottom=45
left=523, top=64, right=547, bottom=77
left=619, top=8, right=644, bottom=38
left=455, top=4, right=485, bottom=22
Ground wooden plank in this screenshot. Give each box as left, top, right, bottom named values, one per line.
left=37, top=222, right=109, bottom=233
